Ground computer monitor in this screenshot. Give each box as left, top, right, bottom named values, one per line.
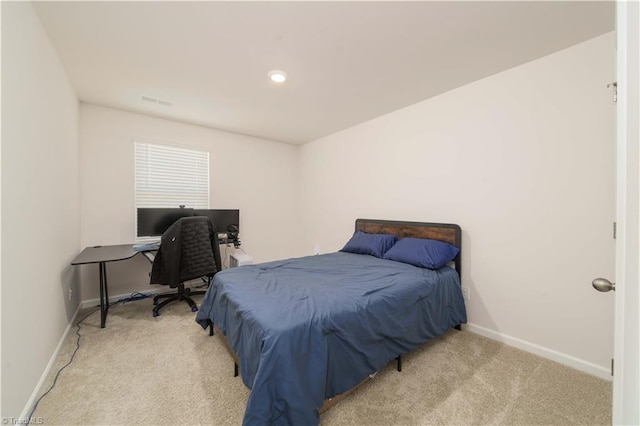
left=193, top=209, right=239, bottom=234
left=137, top=208, right=194, bottom=237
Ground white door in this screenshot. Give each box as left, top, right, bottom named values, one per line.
left=611, top=1, right=639, bottom=424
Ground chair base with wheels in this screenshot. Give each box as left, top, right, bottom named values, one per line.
left=152, top=282, right=207, bottom=317
left=149, top=216, right=221, bottom=318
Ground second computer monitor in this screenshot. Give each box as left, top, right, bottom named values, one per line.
left=193, top=209, right=239, bottom=234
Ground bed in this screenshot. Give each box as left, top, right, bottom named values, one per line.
left=195, top=218, right=467, bottom=425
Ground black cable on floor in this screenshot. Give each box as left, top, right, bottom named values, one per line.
left=27, top=307, right=99, bottom=422
left=28, top=291, right=157, bottom=421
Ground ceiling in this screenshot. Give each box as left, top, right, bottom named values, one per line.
left=33, top=1, right=614, bottom=145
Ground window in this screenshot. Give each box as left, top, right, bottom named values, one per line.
left=135, top=140, right=209, bottom=238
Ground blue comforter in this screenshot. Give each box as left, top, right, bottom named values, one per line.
left=196, top=252, right=467, bottom=425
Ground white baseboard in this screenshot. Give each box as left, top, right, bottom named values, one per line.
left=80, top=281, right=210, bottom=309
left=20, top=304, right=81, bottom=422
left=465, top=322, right=612, bottom=381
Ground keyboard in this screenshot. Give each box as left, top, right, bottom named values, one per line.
left=133, top=242, right=160, bottom=252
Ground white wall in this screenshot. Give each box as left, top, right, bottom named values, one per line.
left=79, top=105, right=301, bottom=301
left=1, top=2, right=80, bottom=418
left=300, top=33, right=616, bottom=374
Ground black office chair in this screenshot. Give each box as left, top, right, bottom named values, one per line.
left=149, top=216, right=222, bottom=317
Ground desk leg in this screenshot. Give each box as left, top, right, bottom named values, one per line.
left=99, top=262, right=110, bottom=328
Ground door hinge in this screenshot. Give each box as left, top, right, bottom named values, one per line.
left=611, top=358, right=614, bottom=376
left=613, top=222, right=617, bottom=239
left=607, top=82, right=617, bottom=102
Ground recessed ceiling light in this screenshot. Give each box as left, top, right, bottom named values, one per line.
left=268, top=70, right=287, bottom=84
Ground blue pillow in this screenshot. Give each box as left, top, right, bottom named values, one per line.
left=383, top=237, right=459, bottom=269
left=340, top=231, right=397, bottom=258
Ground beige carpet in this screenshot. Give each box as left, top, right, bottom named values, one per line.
left=32, top=296, right=612, bottom=425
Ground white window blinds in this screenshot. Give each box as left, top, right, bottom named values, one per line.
left=135, top=141, right=210, bottom=210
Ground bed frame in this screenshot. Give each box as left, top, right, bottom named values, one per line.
left=207, top=218, right=463, bottom=416
left=355, top=218, right=461, bottom=277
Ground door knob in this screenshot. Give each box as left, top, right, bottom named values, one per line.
left=592, top=278, right=615, bottom=292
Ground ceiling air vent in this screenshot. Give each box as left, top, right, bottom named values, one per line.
left=140, top=95, right=173, bottom=107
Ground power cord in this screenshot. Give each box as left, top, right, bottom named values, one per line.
left=27, top=292, right=155, bottom=421
left=223, top=244, right=230, bottom=268
left=27, top=307, right=99, bottom=422
left=194, top=276, right=212, bottom=289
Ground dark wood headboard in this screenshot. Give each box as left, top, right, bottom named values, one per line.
left=355, top=218, right=462, bottom=277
